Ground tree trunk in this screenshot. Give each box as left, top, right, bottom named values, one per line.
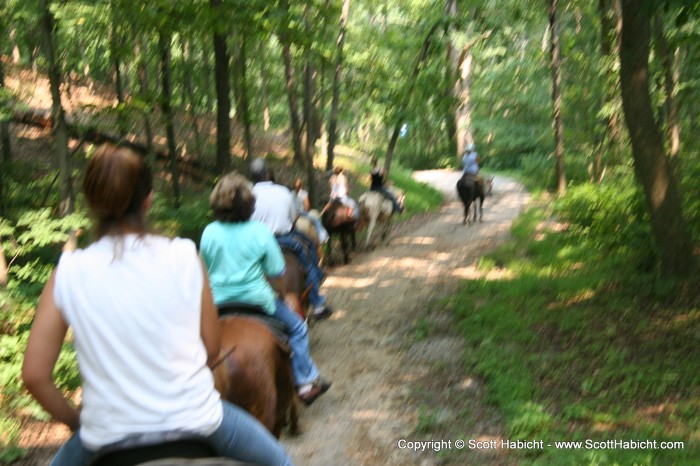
left=444, top=0, right=458, bottom=159
left=326, top=0, right=350, bottom=172
left=0, top=57, right=12, bottom=166
left=135, top=37, right=155, bottom=162
left=549, top=0, right=566, bottom=195
left=302, top=8, right=318, bottom=205
left=181, top=39, right=205, bottom=157
left=0, top=244, right=7, bottom=288
left=231, top=35, right=253, bottom=160
left=653, top=11, right=681, bottom=183
left=384, top=21, right=442, bottom=176
left=260, top=60, right=271, bottom=131
left=110, top=21, right=127, bottom=139
left=211, top=0, right=231, bottom=172
left=40, top=0, right=74, bottom=215
left=618, top=0, right=694, bottom=276
left=595, top=0, right=622, bottom=182
left=0, top=58, right=10, bottom=215
left=10, top=28, right=21, bottom=64
left=158, top=32, right=181, bottom=208
left=279, top=0, right=304, bottom=163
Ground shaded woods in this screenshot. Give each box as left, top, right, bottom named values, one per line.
left=1, top=0, right=698, bottom=464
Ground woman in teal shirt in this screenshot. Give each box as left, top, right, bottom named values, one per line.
left=200, top=172, right=330, bottom=406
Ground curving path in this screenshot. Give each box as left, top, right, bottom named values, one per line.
left=283, top=171, right=530, bottom=465
left=15, top=171, right=529, bottom=466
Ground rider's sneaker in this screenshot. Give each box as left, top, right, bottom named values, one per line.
left=299, top=379, right=332, bottom=406
left=312, top=306, right=333, bottom=320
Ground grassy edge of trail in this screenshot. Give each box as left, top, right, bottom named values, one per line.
left=444, top=197, right=698, bottom=466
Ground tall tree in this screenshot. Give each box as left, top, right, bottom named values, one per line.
left=384, top=20, right=442, bottom=176
left=0, top=57, right=10, bottom=215
left=326, top=0, right=350, bottom=172
left=259, top=56, right=271, bottom=132
left=595, top=0, right=622, bottom=182
left=549, top=0, right=566, bottom=195
left=618, top=0, right=694, bottom=275
left=40, top=0, right=73, bottom=215
left=231, top=35, right=253, bottom=160
left=279, top=0, right=304, bottom=164
left=211, top=0, right=231, bottom=172
left=652, top=10, right=681, bottom=182
left=134, top=36, right=155, bottom=162
left=158, top=31, right=181, bottom=208
left=0, top=54, right=11, bottom=168
left=181, top=39, right=205, bottom=157
left=110, top=19, right=127, bottom=138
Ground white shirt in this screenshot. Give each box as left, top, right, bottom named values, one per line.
left=53, top=234, right=222, bottom=450
left=292, top=188, right=309, bottom=216
left=252, top=181, right=296, bottom=235
left=462, top=151, right=479, bottom=175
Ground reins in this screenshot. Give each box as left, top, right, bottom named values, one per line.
left=209, top=346, right=237, bottom=370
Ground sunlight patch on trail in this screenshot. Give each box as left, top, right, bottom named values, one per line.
left=391, top=236, right=437, bottom=246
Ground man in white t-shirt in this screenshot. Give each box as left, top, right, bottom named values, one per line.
left=250, top=159, right=332, bottom=320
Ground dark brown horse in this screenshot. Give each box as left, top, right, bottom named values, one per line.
left=456, top=175, right=492, bottom=225
left=213, top=316, right=299, bottom=438
left=321, top=200, right=357, bottom=265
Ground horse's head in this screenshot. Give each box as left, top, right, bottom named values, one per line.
left=485, top=177, right=494, bottom=196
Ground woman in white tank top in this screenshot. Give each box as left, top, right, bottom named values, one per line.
left=22, top=144, right=293, bottom=466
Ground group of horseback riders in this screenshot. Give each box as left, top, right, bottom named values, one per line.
left=22, top=146, right=328, bottom=465
left=20, top=142, right=413, bottom=465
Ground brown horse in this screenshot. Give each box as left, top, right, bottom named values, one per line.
left=210, top=250, right=310, bottom=439
left=320, top=200, right=357, bottom=265
left=282, top=249, right=311, bottom=321
left=213, top=316, right=299, bottom=438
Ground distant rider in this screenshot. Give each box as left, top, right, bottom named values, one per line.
left=369, top=157, right=402, bottom=213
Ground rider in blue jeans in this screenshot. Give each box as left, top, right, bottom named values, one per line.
left=200, top=172, right=331, bottom=406
left=22, top=144, right=293, bottom=466
left=250, top=158, right=333, bottom=321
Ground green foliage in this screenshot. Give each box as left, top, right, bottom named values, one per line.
left=149, top=189, right=211, bottom=244
left=452, top=203, right=699, bottom=465
left=0, top=417, right=26, bottom=464
left=553, top=178, right=655, bottom=270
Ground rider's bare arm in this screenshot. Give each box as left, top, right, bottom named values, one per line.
left=199, top=259, right=221, bottom=368
left=22, top=271, right=80, bottom=431
left=267, top=274, right=287, bottom=298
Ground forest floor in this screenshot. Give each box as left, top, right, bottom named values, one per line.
left=13, top=171, right=531, bottom=465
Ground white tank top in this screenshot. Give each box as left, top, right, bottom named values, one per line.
left=53, top=234, right=222, bottom=450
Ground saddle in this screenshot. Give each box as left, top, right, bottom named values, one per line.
left=218, top=303, right=289, bottom=345
left=89, top=431, right=216, bottom=466
left=462, top=173, right=484, bottom=193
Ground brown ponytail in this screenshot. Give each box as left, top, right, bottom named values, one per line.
left=83, top=144, right=152, bottom=238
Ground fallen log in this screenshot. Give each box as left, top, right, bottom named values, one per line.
left=12, top=107, right=216, bottom=183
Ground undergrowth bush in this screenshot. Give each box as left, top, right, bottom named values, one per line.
left=552, top=176, right=655, bottom=270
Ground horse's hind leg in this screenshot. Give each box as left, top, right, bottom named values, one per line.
left=340, top=232, right=350, bottom=264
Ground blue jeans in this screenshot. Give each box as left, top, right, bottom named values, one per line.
left=372, top=187, right=401, bottom=213
left=273, top=298, right=320, bottom=386
left=276, top=231, right=326, bottom=307
left=50, top=401, right=293, bottom=466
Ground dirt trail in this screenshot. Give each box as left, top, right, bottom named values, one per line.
left=283, top=171, right=530, bottom=465
left=14, top=171, right=529, bottom=466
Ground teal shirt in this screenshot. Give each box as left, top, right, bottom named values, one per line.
left=200, top=220, right=285, bottom=314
